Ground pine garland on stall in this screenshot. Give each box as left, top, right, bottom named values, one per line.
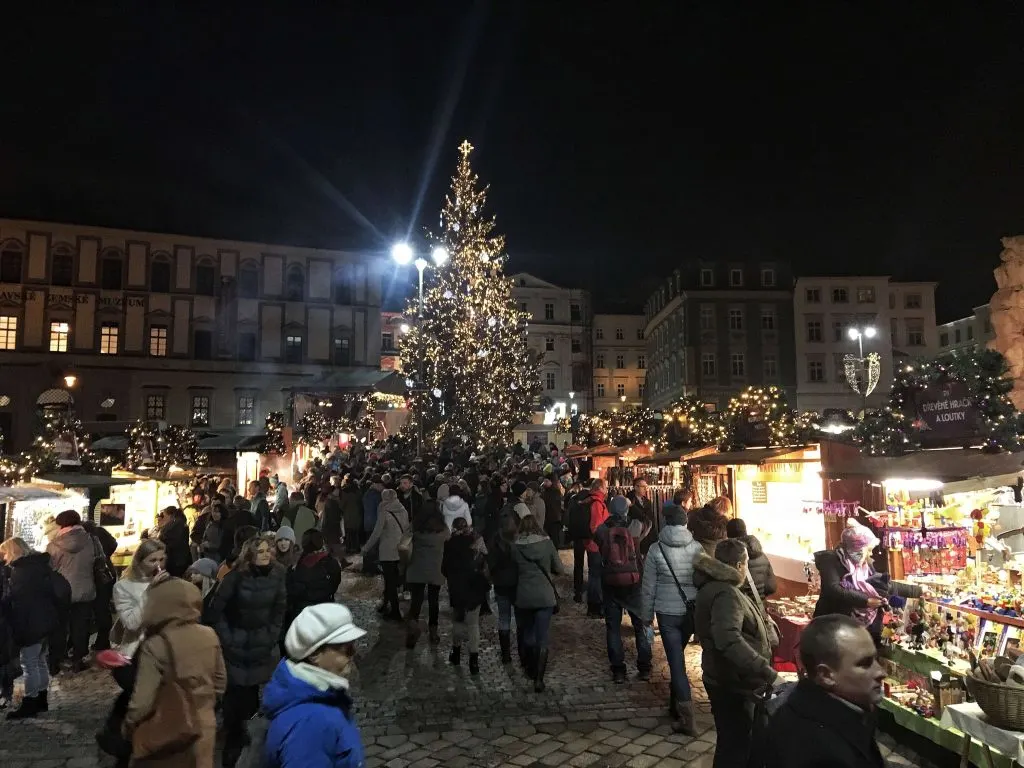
left=122, top=421, right=206, bottom=471
left=264, top=411, right=287, bottom=455
left=719, top=386, right=809, bottom=451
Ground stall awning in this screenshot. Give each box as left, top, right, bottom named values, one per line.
left=821, top=448, right=1024, bottom=483
left=686, top=447, right=809, bottom=466
left=289, top=369, right=407, bottom=396
left=634, top=446, right=717, bottom=465
left=197, top=430, right=263, bottom=451
left=90, top=436, right=128, bottom=451
left=0, top=486, right=65, bottom=502
left=35, top=473, right=137, bottom=489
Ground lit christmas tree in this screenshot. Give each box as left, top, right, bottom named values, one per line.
left=399, top=140, right=541, bottom=447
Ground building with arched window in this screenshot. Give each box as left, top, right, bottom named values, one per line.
left=0, top=219, right=383, bottom=451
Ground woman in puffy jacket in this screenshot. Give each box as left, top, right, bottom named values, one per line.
left=360, top=489, right=408, bottom=622
left=263, top=603, right=366, bottom=768
left=439, top=484, right=471, bottom=531
left=640, top=506, right=704, bottom=736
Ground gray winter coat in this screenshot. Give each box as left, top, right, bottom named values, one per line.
left=693, top=553, right=777, bottom=696
left=513, top=534, right=564, bottom=609
left=640, top=524, right=704, bottom=622
left=404, top=530, right=449, bottom=585
left=47, top=526, right=96, bottom=603
left=363, top=492, right=409, bottom=562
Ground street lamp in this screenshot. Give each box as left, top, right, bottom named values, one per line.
left=847, top=325, right=877, bottom=358
left=620, top=394, right=627, bottom=407
left=845, top=326, right=880, bottom=417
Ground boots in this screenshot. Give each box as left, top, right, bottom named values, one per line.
left=534, top=648, right=549, bottom=693
left=672, top=701, right=697, bottom=737
left=429, top=625, right=440, bottom=645
left=405, top=620, right=421, bottom=649
left=449, top=645, right=461, bottom=666
left=37, top=691, right=48, bottom=713
left=469, top=653, right=480, bottom=676
left=498, top=630, right=512, bottom=664
left=6, top=694, right=40, bottom=720
left=668, top=689, right=679, bottom=720
left=522, top=647, right=537, bottom=679
left=516, top=628, right=527, bottom=669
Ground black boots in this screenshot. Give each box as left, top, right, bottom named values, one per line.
left=669, top=689, right=679, bottom=720
left=534, top=649, right=548, bottom=693
left=516, top=628, right=527, bottom=669
left=498, top=630, right=512, bottom=664
left=672, top=702, right=698, bottom=737
left=449, top=645, right=461, bottom=666
left=469, top=653, right=480, bottom=676
left=522, top=647, right=537, bottom=679
left=7, top=694, right=42, bottom=720
left=37, top=691, right=48, bottom=712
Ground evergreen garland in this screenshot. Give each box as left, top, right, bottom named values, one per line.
left=264, top=411, right=287, bottom=455
left=122, top=421, right=206, bottom=471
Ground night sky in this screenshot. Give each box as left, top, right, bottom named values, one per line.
left=1, top=3, right=1022, bottom=319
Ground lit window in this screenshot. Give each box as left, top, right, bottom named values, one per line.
left=191, top=395, right=210, bottom=427
left=805, top=288, right=821, bottom=303
left=545, top=337, right=555, bottom=352
left=615, top=355, right=624, bottom=369
left=728, top=309, right=744, bottom=331
left=596, top=328, right=604, bottom=340
left=700, top=268, right=714, bottom=287
left=0, top=316, right=16, bottom=350
left=730, top=353, right=745, bottom=377
left=701, top=353, right=716, bottom=377
left=100, top=323, right=118, bottom=354
left=596, top=354, right=605, bottom=369
left=596, top=382, right=605, bottom=397
left=285, top=335, right=303, bottom=363
left=761, top=268, right=775, bottom=287
left=49, top=321, right=70, bottom=352
left=760, top=309, right=775, bottom=330
left=146, top=394, right=166, bottom=420
left=616, top=383, right=625, bottom=397
left=808, top=360, right=825, bottom=382
left=637, top=355, right=646, bottom=370
left=615, top=328, right=624, bottom=340
left=544, top=303, right=554, bottom=320
left=807, top=320, right=822, bottom=342
left=905, top=293, right=922, bottom=309
left=149, top=326, right=168, bottom=357
left=238, top=395, right=255, bottom=426
left=729, top=268, right=743, bottom=287
left=545, top=372, right=556, bottom=390
left=831, top=287, right=849, bottom=304
left=763, top=355, right=777, bottom=378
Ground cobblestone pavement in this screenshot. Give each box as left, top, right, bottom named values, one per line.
left=0, top=552, right=933, bottom=766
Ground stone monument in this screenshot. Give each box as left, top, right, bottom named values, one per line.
left=989, top=235, right=1024, bottom=409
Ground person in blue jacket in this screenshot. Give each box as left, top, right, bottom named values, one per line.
left=263, top=603, right=366, bottom=768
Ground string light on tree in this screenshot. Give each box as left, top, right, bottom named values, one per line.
left=263, top=411, right=287, bottom=455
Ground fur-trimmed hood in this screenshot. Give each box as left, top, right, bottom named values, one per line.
left=693, top=552, right=744, bottom=589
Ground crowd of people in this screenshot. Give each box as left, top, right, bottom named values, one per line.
left=0, top=438, right=901, bottom=767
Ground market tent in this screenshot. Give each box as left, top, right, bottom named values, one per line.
left=686, top=446, right=810, bottom=466
left=634, top=446, right=717, bottom=465
left=821, top=448, right=1024, bottom=483
left=0, top=485, right=65, bottom=502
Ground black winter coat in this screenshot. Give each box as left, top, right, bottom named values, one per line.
left=443, top=533, right=490, bottom=611
left=737, top=535, right=777, bottom=598
left=286, top=552, right=342, bottom=625
left=158, top=516, right=191, bottom=577
left=210, top=562, right=288, bottom=686
left=764, top=679, right=885, bottom=768
left=487, top=535, right=518, bottom=599
left=6, top=553, right=63, bottom=646
left=219, top=508, right=257, bottom=562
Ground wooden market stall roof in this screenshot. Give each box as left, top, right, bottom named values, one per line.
left=820, top=448, right=1024, bottom=483
left=634, top=446, right=718, bottom=465
left=686, top=446, right=812, bottom=466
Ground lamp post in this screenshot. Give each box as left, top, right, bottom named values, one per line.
left=846, top=326, right=879, bottom=417
left=392, top=242, right=449, bottom=458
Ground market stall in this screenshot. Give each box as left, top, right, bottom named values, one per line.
left=0, top=483, right=91, bottom=549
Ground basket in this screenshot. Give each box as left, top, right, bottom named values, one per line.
left=965, top=675, right=1024, bottom=730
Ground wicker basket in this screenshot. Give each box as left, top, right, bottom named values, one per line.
left=965, top=675, right=1024, bottom=730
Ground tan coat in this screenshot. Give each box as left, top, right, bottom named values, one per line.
left=125, top=578, right=227, bottom=768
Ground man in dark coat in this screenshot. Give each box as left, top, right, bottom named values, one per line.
left=82, top=521, right=118, bottom=651
left=626, top=477, right=656, bottom=563
left=397, top=474, right=424, bottom=525
left=764, top=614, right=886, bottom=768
left=219, top=499, right=256, bottom=562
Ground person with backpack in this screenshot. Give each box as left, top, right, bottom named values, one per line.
left=593, top=494, right=652, bottom=684
left=568, top=478, right=609, bottom=617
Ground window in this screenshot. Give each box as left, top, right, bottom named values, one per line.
left=545, top=372, right=556, bottom=390
left=595, top=327, right=604, bottom=340
left=637, top=355, right=645, bottom=370
left=729, top=268, right=743, bottom=287
left=101, top=255, right=122, bottom=290
left=285, top=265, right=304, bottom=301
left=905, top=293, right=922, bottom=309
left=890, top=317, right=898, bottom=343
left=334, top=338, right=351, bottom=366
left=570, top=303, right=581, bottom=323
left=808, top=360, right=825, bottom=382
left=235, top=266, right=258, bottom=298
left=805, top=288, right=821, bottom=304
left=382, top=331, right=394, bottom=351
left=701, top=353, right=716, bottom=377
left=831, top=287, right=849, bottom=304
left=730, top=353, right=745, bottom=377
left=638, top=382, right=646, bottom=398
left=616, top=383, right=625, bottom=397
left=857, top=287, right=875, bottom=303
left=191, top=395, right=210, bottom=427
left=544, top=303, right=554, bottom=320
left=194, top=330, right=213, bottom=360
left=146, top=394, right=166, bottom=420
left=100, top=323, right=118, bottom=354
left=285, top=335, right=303, bottom=363
left=967, top=325, right=974, bottom=341
left=615, top=328, right=624, bottom=340
left=596, top=354, right=605, bottom=368
left=49, top=321, right=69, bottom=352
left=833, top=353, right=846, bottom=382
left=150, top=260, right=172, bottom=293
left=807, top=320, right=822, bottom=342
left=637, top=328, right=644, bottom=340
left=237, top=395, right=255, bottom=426
left=149, top=326, right=168, bottom=357
left=545, top=337, right=555, bottom=352
left=0, top=249, right=22, bottom=283
left=763, top=355, right=777, bottom=378
left=700, top=306, right=715, bottom=330
left=832, top=321, right=846, bottom=343
left=195, top=264, right=216, bottom=296
left=700, top=268, right=714, bottom=287
left=940, top=332, right=950, bottom=347
left=51, top=251, right=74, bottom=286
left=907, top=321, right=925, bottom=347
left=761, top=268, right=776, bottom=287
left=596, top=383, right=605, bottom=397
left=615, top=355, right=624, bottom=369
left=0, top=316, right=16, bottom=350
left=889, top=293, right=896, bottom=310
left=954, top=328, right=961, bottom=344
left=728, top=309, right=744, bottom=331
left=760, top=309, right=775, bottom=330
left=333, top=272, right=352, bottom=305
left=519, top=302, right=528, bottom=313
left=238, top=333, right=257, bottom=361
left=571, top=338, right=581, bottom=353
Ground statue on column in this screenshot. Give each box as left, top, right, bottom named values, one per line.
left=989, top=236, right=1024, bottom=409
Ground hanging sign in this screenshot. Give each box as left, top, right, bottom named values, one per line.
left=751, top=480, right=768, bottom=503
left=913, top=381, right=979, bottom=443
left=734, top=405, right=771, bottom=447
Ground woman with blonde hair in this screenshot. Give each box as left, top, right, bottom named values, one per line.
left=0, top=537, right=64, bottom=719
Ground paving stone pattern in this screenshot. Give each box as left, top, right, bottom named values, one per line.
left=0, top=552, right=934, bottom=766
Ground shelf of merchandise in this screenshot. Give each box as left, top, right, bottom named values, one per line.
left=923, top=598, right=1024, bottom=630
left=879, top=698, right=1014, bottom=768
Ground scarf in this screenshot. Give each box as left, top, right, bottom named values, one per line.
left=837, top=547, right=881, bottom=627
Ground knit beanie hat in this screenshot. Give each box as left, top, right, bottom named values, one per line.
left=275, top=526, right=296, bottom=544
left=714, top=538, right=749, bottom=568
left=55, top=509, right=82, bottom=528
left=381, top=488, right=398, bottom=503
left=186, top=558, right=220, bottom=581
left=284, top=604, right=366, bottom=661
left=726, top=518, right=747, bottom=538
left=663, top=506, right=686, bottom=526
left=609, top=495, right=629, bottom=517
left=511, top=481, right=528, bottom=499
left=437, top=484, right=450, bottom=502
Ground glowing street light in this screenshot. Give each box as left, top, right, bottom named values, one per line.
left=431, top=246, right=449, bottom=266
left=391, top=242, right=413, bottom=265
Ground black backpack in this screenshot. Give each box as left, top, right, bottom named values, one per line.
left=567, top=494, right=595, bottom=541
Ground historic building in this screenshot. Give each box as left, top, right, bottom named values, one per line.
left=592, top=314, right=646, bottom=412
left=0, top=219, right=383, bottom=451
left=937, top=304, right=993, bottom=357
left=643, top=262, right=796, bottom=410
left=793, top=276, right=938, bottom=413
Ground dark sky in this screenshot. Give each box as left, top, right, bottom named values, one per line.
left=1, top=3, right=1022, bottom=319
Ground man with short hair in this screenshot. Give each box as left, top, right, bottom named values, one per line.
left=764, top=614, right=886, bottom=768
left=398, top=474, right=424, bottom=524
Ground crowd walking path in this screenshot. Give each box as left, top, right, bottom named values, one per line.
left=0, top=552, right=931, bottom=767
